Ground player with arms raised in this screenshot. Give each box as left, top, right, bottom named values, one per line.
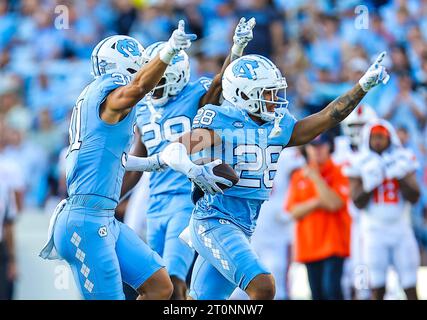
left=120, top=18, right=256, bottom=299
left=39, top=21, right=197, bottom=300
left=159, top=52, right=389, bottom=299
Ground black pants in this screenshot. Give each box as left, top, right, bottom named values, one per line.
left=305, top=256, right=344, bottom=300
left=0, top=242, right=13, bottom=300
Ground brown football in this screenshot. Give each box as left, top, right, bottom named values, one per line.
left=194, top=158, right=239, bottom=190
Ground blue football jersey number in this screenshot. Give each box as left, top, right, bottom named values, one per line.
left=111, top=73, right=131, bottom=86
left=68, top=99, right=83, bottom=154
left=234, top=145, right=282, bottom=189
left=141, top=116, right=191, bottom=149
left=193, top=108, right=216, bottom=126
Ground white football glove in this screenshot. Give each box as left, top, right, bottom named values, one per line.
left=187, top=159, right=233, bottom=195
left=232, top=17, right=256, bottom=57
left=159, top=20, right=197, bottom=64
left=359, top=51, right=390, bottom=92
left=382, top=149, right=414, bottom=180
left=360, top=152, right=385, bottom=192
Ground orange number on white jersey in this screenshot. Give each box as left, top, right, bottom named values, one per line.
left=373, top=179, right=399, bottom=204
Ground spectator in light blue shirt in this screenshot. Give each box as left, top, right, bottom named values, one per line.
left=378, top=72, right=427, bottom=144
left=307, top=15, right=342, bottom=79
left=200, top=2, right=235, bottom=57
left=129, top=5, right=174, bottom=46
left=236, top=0, right=283, bottom=59
left=0, top=0, right=16, bottom=53
left=31, top=10, right=65, bottom=61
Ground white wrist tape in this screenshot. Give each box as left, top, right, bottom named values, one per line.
left=159, top=44, right=176, bottom=64
left=231, top=44, right=244, bottom=57
left=160, top=142, right=195, bottom=175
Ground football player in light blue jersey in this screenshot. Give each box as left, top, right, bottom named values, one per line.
left=39, top=21, right=197, bottom=300
left=120, top=18, right=256, bottom=299
left=159, top=52, right=390, bottom=299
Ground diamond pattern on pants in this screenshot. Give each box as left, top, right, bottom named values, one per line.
left=198, top=225, right=206, bottom=235
left=199, top=228, right=231, bottom=272
left=221, top=259, right=230, bottom=271
left=204, top=237, right=213, bottom=248
left=212, top=248, right=221, bottom=259
left=70, top=232, right=81, bottom=247
left=75, top=248, right=85, bottom=262
left=84, top=279, right=94, bottom=293
left=81, top=264, right=90, bottom=278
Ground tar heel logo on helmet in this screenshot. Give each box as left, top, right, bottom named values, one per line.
left=98, top=226, right=108, bottom=238
left=232, top=59, right=259, bottom=80
left=116, top=39, right=142, bottom=58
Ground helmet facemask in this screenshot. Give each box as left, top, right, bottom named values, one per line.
left=343, top=122, right=364, bottom=147
left=222, top=54, right=291, bottom=137
left=148, top=59, right=189, bottom=107
left=240, top=77, right=289, bottom=122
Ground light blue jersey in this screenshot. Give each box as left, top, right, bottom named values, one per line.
left=66, top=73, right=136, bottom=205
left=192, top=101, right=297, bottom=234
left=135, top=77, right=211, bottom=281
left=136, top=77, right=211, bottom=197
left=56, top=72, right=163, bottom=300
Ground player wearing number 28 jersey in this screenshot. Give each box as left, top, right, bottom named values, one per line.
left=120, top=18, right=257, bottom=299
left=160, top=52, right=390, bottom=299
left=39, top=21, right=198, bottom=300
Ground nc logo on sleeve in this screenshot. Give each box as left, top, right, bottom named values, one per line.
left=117, top=39, right=142, bottom=58
left=232, top=59, right=259, bottom=80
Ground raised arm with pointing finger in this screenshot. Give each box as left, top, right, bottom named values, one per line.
left=101, top=20, right=197, bottom=124
left=159, top=52, right=390, bottom=195
left=287, top=52, right=390, bottom=146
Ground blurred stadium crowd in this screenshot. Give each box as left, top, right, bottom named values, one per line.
left=1, top=0, right=427, bottom=297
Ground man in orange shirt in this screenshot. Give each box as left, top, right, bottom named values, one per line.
left=286, top=133, right=351, bottom=300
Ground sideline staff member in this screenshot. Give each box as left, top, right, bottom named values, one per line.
left=286, top=133, right=351, bottom=300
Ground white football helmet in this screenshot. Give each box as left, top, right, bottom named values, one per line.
left=341, top=104, right=377, bottom=147
left=222, top=54, right=288, bottom=123
left=145, top=41, right=190, bottom=107
left=91, top=35, right=149, bottom=78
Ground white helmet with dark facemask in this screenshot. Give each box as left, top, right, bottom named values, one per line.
left=222, top=54, right=289, bottom=122
left=91, top=35, right=149, bottom=79
left=145, top=41, right=190, bottom=107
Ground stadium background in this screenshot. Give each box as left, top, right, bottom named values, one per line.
left=1, top=0, right=427, bottom=299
